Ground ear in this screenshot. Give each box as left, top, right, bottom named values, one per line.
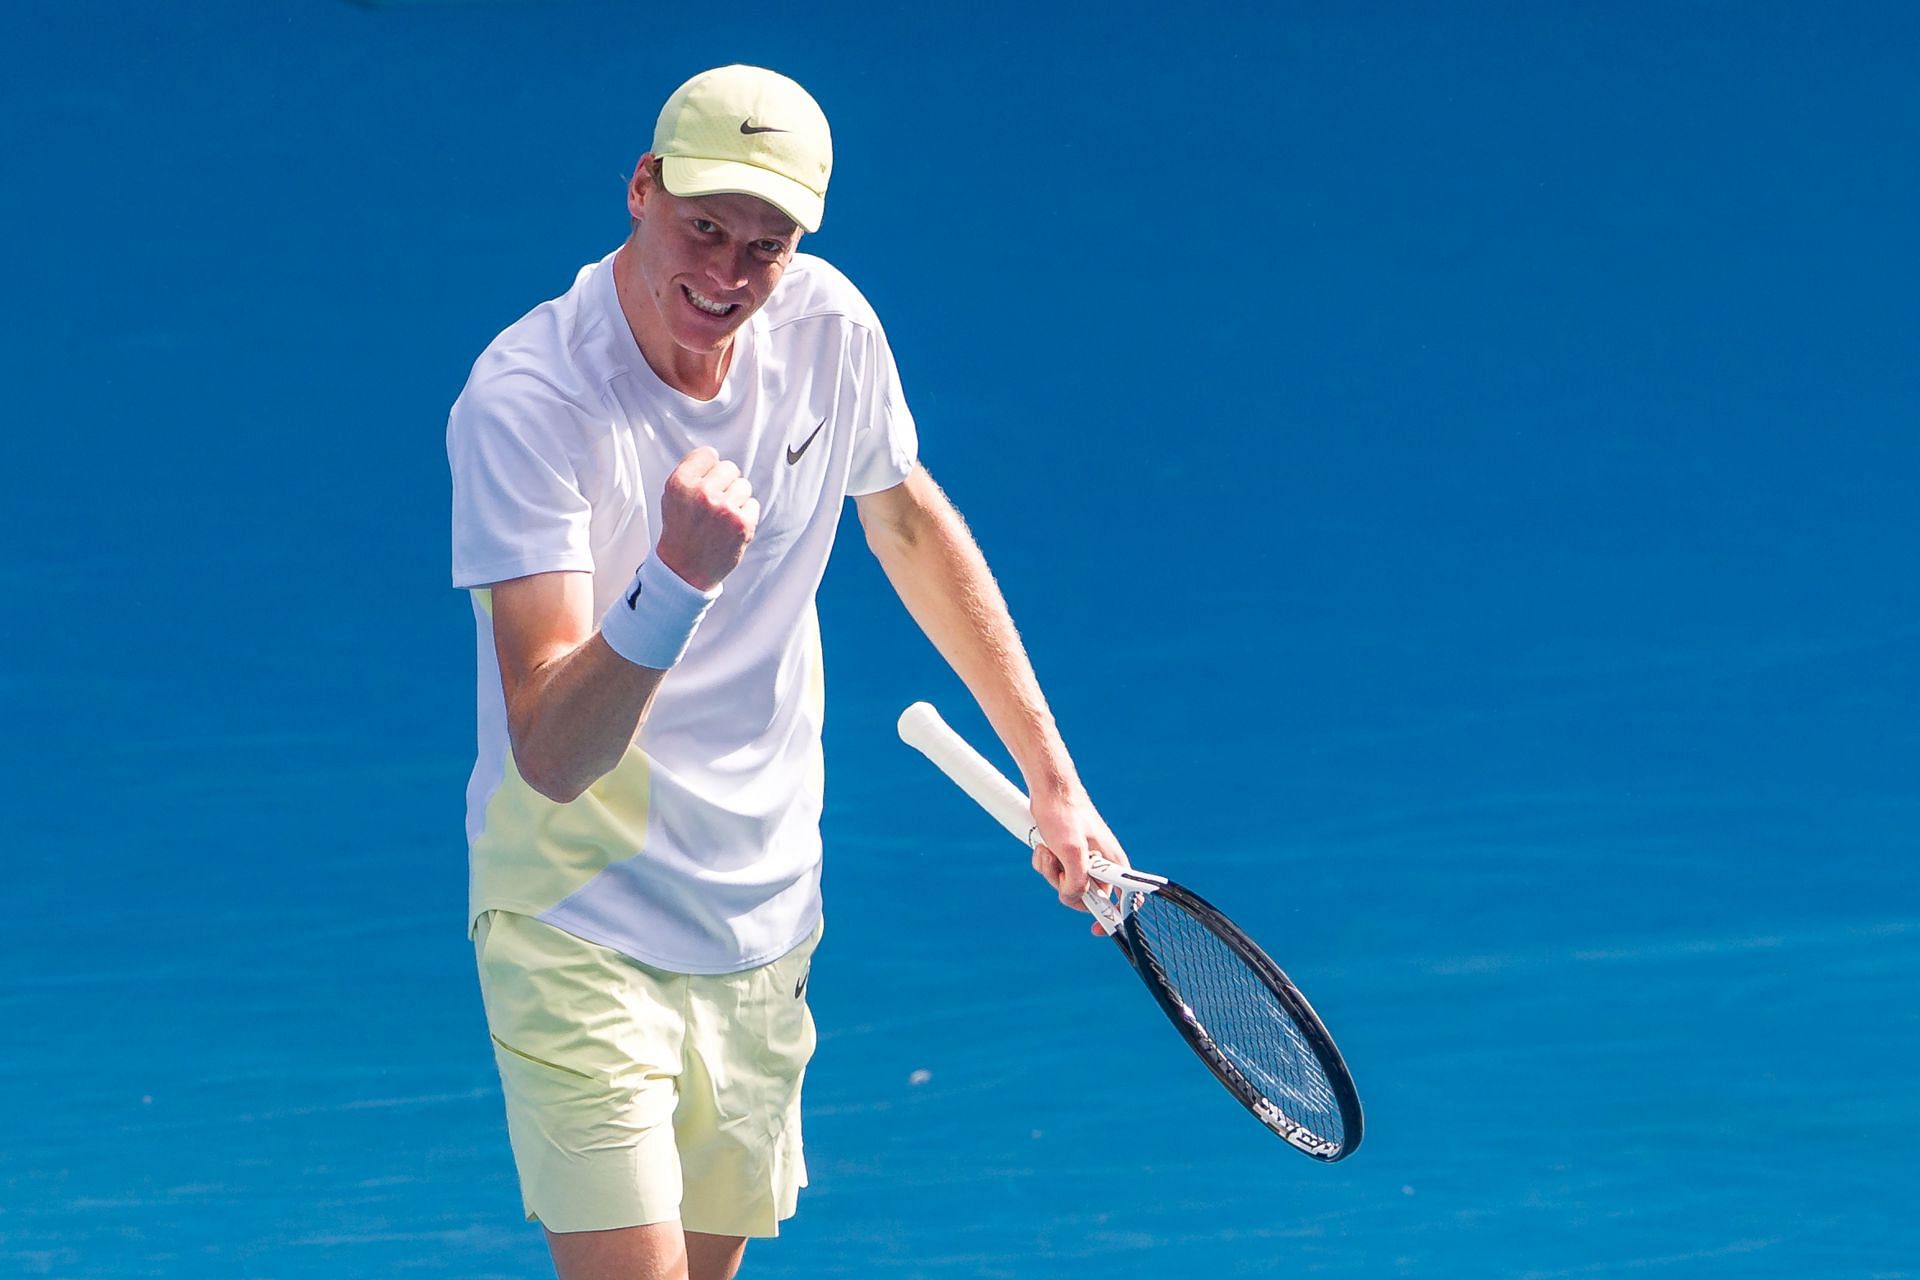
left=628, top=152, right=658, bottom=222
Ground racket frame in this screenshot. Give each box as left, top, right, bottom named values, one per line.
left=1114, top=881, right=1363, bottom=1160
left=896, top=701, right=1364, bottom=1161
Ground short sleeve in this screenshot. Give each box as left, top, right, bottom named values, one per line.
left=447, top=373, right=596, bottom=588
left=847, top=324, right=920, bottom=496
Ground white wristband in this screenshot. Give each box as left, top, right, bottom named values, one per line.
left=599, top=556, right=722, bottom=670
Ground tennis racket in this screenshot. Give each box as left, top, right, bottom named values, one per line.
left=897, top=702, right=1364, bottom=1162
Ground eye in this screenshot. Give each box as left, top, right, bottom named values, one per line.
left=691, top=218, right=717, bottom=234
left=756, top=239, right=788, bottom=257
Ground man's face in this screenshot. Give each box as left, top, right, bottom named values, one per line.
left=623, top=158, right=803, bottom=361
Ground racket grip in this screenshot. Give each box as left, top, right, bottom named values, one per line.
left=897, top=702, right=1038, bottom=847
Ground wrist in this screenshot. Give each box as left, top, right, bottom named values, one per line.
left=599, top=555, right=722, bottom=670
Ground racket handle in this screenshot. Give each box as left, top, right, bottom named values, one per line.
left=896, top=702, right=1038, bottom=847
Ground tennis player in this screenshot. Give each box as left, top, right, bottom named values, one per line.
left=447, top=65, right=1124, bottom=1280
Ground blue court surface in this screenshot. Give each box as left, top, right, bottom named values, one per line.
left=4, top=2, right=1916, bottom=1276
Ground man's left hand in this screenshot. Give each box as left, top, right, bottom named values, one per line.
left=1027, top=787, right=1130, bottom=936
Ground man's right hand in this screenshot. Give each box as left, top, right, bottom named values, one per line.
left=654, top=446, right=759, bottom=591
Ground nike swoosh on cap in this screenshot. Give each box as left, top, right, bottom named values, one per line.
left=740, top=119, right=787, bottom=135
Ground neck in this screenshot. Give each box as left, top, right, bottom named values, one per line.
left=611, top=244, right=733, bottom=401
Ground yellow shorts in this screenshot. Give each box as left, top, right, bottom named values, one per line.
left=473, top=910, right=820, bottom=1237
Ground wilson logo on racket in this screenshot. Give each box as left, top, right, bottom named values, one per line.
left=1254, top=1098, right=1344, bottom=1159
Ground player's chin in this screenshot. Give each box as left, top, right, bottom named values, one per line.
left=672, top=314, right=745, bottom=351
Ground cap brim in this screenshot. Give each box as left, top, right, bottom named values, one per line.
left=660, top=155, right=824, bottom=233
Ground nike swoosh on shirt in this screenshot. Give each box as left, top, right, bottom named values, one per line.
left=786, top=419, right=826, bottom=465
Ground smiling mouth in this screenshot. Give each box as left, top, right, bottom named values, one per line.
left=682, top=285, right=739, bottom=317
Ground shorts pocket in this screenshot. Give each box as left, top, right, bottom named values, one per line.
left=475, top=911, right=642, bottom=1088
left=489, top=1032, right=600, bottom=1083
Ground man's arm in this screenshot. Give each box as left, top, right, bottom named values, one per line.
left=490, top=572, right=669, bottom=803
left=856, top=465, right=1125, bottom=916
left=493, top=446, right=759, bottom=803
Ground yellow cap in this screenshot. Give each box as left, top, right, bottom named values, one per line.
left=652, top=66, right=833, bottom=233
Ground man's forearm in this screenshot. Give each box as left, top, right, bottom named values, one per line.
left=489, top=568, right=675, bottom=804
left=507, top=633, right=669, bottom=803
left=860, top=469, right=1081, bottom=802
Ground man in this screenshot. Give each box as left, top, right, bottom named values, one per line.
left=447, top=65, right=1123, bottom=1280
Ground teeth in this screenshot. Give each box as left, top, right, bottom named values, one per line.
left=684, top=286, right=736, bottom=316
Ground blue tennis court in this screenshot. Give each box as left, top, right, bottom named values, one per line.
left=4, top=1, right=1916, bottom=1275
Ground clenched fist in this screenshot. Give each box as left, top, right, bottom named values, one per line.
left=654, top=446, right=760, bottom=591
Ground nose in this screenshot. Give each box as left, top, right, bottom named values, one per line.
left=701, top=241, right=752, bottom=293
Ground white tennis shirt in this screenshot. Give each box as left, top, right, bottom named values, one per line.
left=448, top=250, right=918, bottom=973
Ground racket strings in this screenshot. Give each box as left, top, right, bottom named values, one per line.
left=1129, top=895, right=1346, bottom=1147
